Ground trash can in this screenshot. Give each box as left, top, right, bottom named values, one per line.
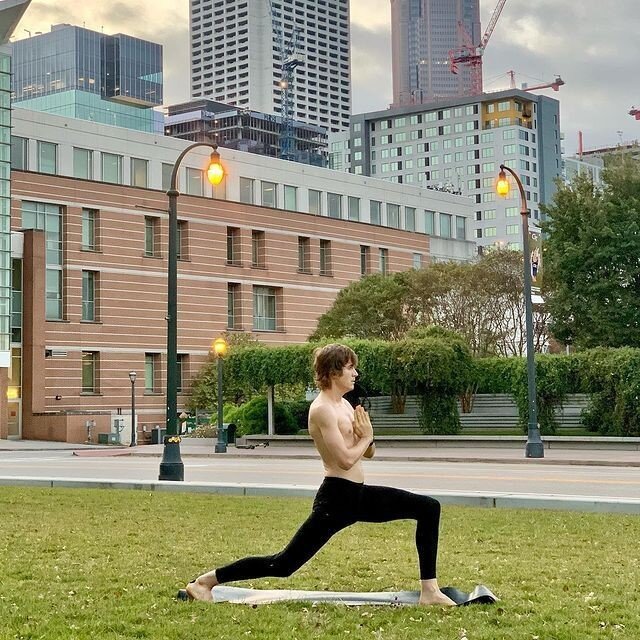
left=152, top=426, right=166, bottom=444
left=225, top=423, right=237, bottom=445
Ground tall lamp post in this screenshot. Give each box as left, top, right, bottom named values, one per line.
left=212, top=337, right=228, bottom=453
left=496, top=164, right=544, bottom=458
left=158, top=143, right=225, bottom=481
left=129, top=371, right=137, bottom=447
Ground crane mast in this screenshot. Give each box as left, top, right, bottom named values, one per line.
left=268, top=0, right=302, bottom=161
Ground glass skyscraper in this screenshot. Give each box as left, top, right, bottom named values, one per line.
left=10, top=24, right=163, bottom=132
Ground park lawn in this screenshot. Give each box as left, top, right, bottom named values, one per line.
left=0, top=487, right=638, bottom=640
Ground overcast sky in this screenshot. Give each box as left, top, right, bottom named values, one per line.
left=12, top=0, right=640, bottom=154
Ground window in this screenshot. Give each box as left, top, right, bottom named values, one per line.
left=161, top=163, right=173, bottom=191
left=227, top=283, right=241, bottom=329
left=347, top=196, right=360, bottom=221
left=379, top=248, right=388, bottom=275
left=505, top=206, right=518, bottom=217
left=37, top=141, right=57, bottom=175
left=251, top=230, right=265, bottom=267
left=284, top=185, right=297, bottom=210
left=131, top=158, right=148, bottom=188
left=144, top=217, right=159, bottom=257
left=327, top=192, right=342, bottom=219
left=144, top=353, right=160, bottom=392
left=81, top=351, right=98, bottom=394
left=186, top=167, right=203, bottom=196
left=360, top=245, right=370, bottom=276
left=405, top=207, right=416, bottom=232
left=309, top=189, right=322, bottom=214
left=72, top=147, right=93, bottom=180
left=253, top=285, right=277, bottom=331
left=485, top=227, right=497, bottom=237
left=240, top=177, right=254, bottom=204
left=261, top=181, right=277, bottom=208
left=455, top=216, right=466, bottom=240
left=413, top=253, right=422, bottom=269
left=439, top=213, right=452, bottom=238
left=424, top=210, right=435, bottom=235
left=82, top=270, right=97, bottom=321
left=506, top=224, right=519, bottom=235
left=319, top=239, right=332, bottom=275
left=227, top=227, right=241, bottom=265
left=101, top=152, right=122, bottom=184
left=176, top=354, right=188, bottom=393
left=387, top=203, right=400, bottom=229
left=82, top=208, right=98, bottom=251
left=177, top=220, right=188, bottom=260
left=370, top=200, right=382, bottom=225
left=298, top=236, right=311, bottom=273
left=10, top=136, right=28, bottom=170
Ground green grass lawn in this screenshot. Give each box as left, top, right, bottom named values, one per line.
left=1, top=487, right=638, bottom=640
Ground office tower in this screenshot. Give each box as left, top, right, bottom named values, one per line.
left=391, top=0, right=481, bottom=105
left=10, top=24, right=163, bottom=132
left=331, top=89, right=562, bottom=252
left=190, top=0, right=351, bottom=132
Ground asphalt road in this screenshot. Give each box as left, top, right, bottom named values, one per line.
left=1, top=451, right=640, bottom=501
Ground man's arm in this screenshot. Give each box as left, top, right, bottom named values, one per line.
left=311, top=405, right=372, bottom=470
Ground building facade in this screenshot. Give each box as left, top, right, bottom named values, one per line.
left=329, top=89, right=562, bottom=251
left=391, top=0, right=480, bottom=105
left=10, top=24, right=163, bottom=133
left=164, top=99, right=327, bottom=167
left=6, top=109, right=474, bottom=442
left=189, top=0, right=351, bottom=133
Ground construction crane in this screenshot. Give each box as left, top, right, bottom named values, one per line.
left=506, top=71, right=565, bottom=92
left=267, top=1, right=303, bottom=161
left=630, top=107, right=640, bottom=120
left=449, top=0, right=508, bottom=95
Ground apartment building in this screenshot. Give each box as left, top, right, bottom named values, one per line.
left=6, top=107, right=474, bottom=442
left=190, top=0, right=350, bottom=132
left=329, top=89, right=562, bottom=251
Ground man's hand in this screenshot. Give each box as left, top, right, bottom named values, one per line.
left=353, top=405, right=373, bottom=442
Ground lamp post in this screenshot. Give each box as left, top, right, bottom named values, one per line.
left=212, top=337, right=228, bottom=453
left=129, top=371, right=137, bottom=447
left=159, top=143, right=225, bottom=481
left=496, top=164, right=544, bottom=458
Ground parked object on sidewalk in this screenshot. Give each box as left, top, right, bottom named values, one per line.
left=177, top=584, right=499, bottom=606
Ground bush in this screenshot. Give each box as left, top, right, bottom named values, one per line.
left=281, top=399, right=312, bottom=432
left=235, top=396, right=298, bottom=436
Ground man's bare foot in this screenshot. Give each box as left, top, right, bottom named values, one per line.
left=184, top=571, right=218, bottom=601
left=419, top=578, right=457, bottom=606
left=418, top=590, right=457, bottom=606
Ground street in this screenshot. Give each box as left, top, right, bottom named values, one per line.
left=1, top=450, right=640, bottom=501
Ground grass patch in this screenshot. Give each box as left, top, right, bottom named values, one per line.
left=1, top=487, right=638, bottom=639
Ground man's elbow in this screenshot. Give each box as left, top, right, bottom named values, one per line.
left=336, top=455, right=354, bottom=471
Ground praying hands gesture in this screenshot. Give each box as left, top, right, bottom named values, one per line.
left=353, top=405, right=375, bottom=458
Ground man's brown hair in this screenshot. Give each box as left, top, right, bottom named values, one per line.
left=313, top=344, right=358, bottom=390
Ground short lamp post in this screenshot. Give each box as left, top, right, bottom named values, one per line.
left=159, top=143, right=225, bottom=481
left=212, top=337, right=228, bottom=454
left=496, top=164, right=544, bottom=458
left=129, top=371, right=137, bottom=447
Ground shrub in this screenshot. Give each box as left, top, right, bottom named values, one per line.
left=235, top=396, right=298, bottom=436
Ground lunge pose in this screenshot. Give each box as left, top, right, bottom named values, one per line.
left=184, top=344, right=455, bottom=606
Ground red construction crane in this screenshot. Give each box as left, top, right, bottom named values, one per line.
left=449, top=0, right=508, bottom=95
left=630, top=107, right=640, bottom=120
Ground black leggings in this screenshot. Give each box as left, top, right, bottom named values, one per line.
left=215, top=477, right=442, bottom=583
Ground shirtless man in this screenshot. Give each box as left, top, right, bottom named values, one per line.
left=183, top=343, right=455, bottom=606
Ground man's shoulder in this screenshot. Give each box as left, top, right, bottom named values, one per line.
left=309, top=398, right=336, bottom=423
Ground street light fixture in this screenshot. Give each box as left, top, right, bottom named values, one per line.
left=212, top=336, right=229, bottom=454
left=158, top=143, right=225, bottom=481
left=128, top=371, right=137, bottom=447
left=496, top=164, right=544, bottom=458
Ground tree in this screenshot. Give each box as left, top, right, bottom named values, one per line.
left=542, top=160, right=640, bottom=348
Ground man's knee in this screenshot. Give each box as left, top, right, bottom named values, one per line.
left=266, top=553, right=297, bottom=578
left=421, top=495, right=441, bottom=519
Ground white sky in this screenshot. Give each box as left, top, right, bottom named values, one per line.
left=11, top=0, right=640, bottom=154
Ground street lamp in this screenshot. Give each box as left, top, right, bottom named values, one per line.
left=129, top=371, right=137, bottom=447
left=496, top=164, right=544, bottom=458
left=159, top=143, right=225, bottom=481
left=212, top=336, right=228, bottom=454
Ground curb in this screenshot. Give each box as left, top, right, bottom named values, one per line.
left=1, top=476, right=639, bottom=515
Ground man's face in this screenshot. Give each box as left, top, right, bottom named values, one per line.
left=333, top=361, right=358, bottom=392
